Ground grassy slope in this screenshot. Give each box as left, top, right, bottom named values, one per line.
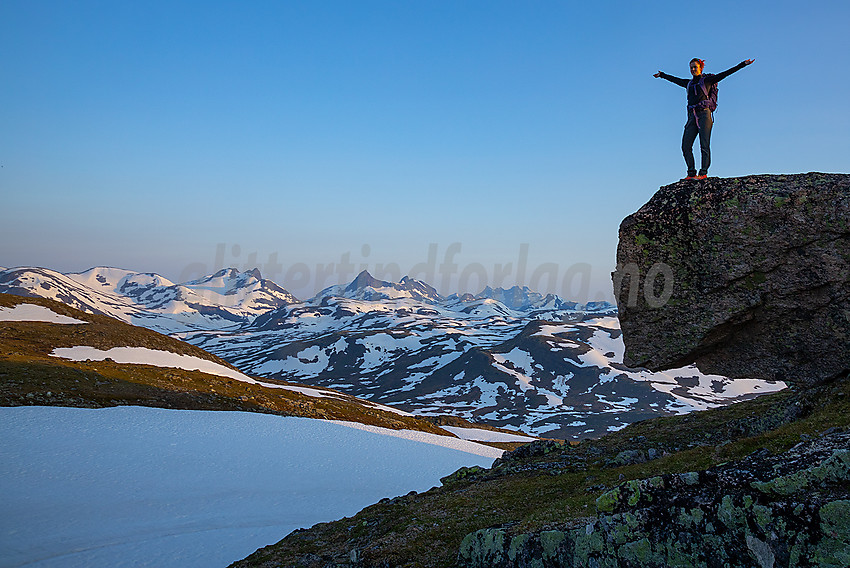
left=0, top=293, right=476, bottom=436
left=232, top=371, right=850, bottom=568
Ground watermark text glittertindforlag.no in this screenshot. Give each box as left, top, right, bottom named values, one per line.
left=179, top=242, right=673, bottom=305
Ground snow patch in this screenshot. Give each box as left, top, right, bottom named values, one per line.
left=585, top=316, right=620, bottom=330
left=50, top=346, right=257, bottom=383
left=0, top=303, right=88, bottom=324
left=324, top=420, right=504, bottom=458
left=440, top=426, right=536, bottom=443
left=275, top=384, right=343, bottom=399
left=47, top=345, right=372, bottom=404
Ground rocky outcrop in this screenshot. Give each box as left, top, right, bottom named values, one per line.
left=458, top=431, right=850, bottom=568
left=612, top=173, right=850, bottom=387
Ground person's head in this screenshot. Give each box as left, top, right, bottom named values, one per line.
left=689, top=58, right=705, bottom=76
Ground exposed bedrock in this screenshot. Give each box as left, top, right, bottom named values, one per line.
left=458, top=432, right=850, bottom=568
left=612, top=173, right=850, bottom=387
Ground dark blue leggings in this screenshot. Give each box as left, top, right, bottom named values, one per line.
left=682, top=110, right=713, bottom=176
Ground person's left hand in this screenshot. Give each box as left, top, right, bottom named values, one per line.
left=743, top=59, right=755, bottom=65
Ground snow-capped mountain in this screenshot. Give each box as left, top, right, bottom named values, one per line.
left=1, top=266, right=785, bottom=439
left=0, top=266, right=297, bottom=334
left=181, top=267, right=298, bottom=311
left=184, top=274, right=784, bottom=440
left=310, top=271, right=591, bottom=312
left=475, top=285, right=580, bottom=311
left=311, top=270, right=444, bottom=304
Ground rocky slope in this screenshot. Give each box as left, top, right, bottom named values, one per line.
left=613, top=172, right=850, bottom=387
left=190, top=298, right=783, bottom=440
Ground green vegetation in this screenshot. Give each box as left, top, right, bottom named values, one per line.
left=743, top=271, right=767, bottom=290
left=635, top=233, right=652, bottom=246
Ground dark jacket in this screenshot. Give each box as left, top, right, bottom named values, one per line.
left=659, top=61, right=747, bottom=108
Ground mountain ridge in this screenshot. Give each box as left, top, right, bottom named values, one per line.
left=0, top=265, right=298, bottom=334
left=0, top=265, right=785, bottom=439
left=188, top=292, right=783, bottom=439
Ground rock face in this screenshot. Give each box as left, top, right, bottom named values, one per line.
left=612, top=173, right=850, bottom=387
left=459, top=432, right=850, bottom=568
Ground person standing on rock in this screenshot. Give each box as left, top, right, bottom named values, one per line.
left=654, top=58, right=755, bottom=180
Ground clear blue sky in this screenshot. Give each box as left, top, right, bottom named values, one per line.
left=2, top=1, right=847, bottom=302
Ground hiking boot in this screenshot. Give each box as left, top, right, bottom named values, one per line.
left=680, top=175, right=696, bottom=181
left=695, top=174, right=708, bottom=180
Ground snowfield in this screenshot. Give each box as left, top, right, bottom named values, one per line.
left=190, top=296, right=785, bottom=439
left=0, top=304, right=88, bottom=324
left=50, top=346, right=258, bottom=382
left=0, top=406, right=497, bottom=568
left=440, top=426, right=537, bottom=443
left=326, top=421, right=504, bottom=458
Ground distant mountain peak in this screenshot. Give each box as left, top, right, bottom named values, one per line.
left=209, top=267, right=240, bottom=279
left=187, top=267, right=266, bottom=286
left=311, top=273, right=598, bottom=311
left=474, top=284, right=576, bottom=311
left=345, top=270, right=391, bottom=293
left=311, top=271, right=444, bottom=304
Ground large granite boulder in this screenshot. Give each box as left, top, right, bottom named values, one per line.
left=612, top=173, right=850, bottom=387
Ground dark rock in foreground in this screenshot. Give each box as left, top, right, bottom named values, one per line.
left=459, top=431, right=850, bottom=568
left=613, top=173, right=850, bottom=387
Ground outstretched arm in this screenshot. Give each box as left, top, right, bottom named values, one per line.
left=654, top=71, right=689, bottom=87
left=710, top=59, right=755, bottom=83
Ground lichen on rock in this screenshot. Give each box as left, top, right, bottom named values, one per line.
left=457, top=431, right=850, bottom=568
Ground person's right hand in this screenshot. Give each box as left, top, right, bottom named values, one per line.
left=653, top=71, right=661, bottom=78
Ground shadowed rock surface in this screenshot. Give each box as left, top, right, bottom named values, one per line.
left=613, top=173, right=850, bottom=387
